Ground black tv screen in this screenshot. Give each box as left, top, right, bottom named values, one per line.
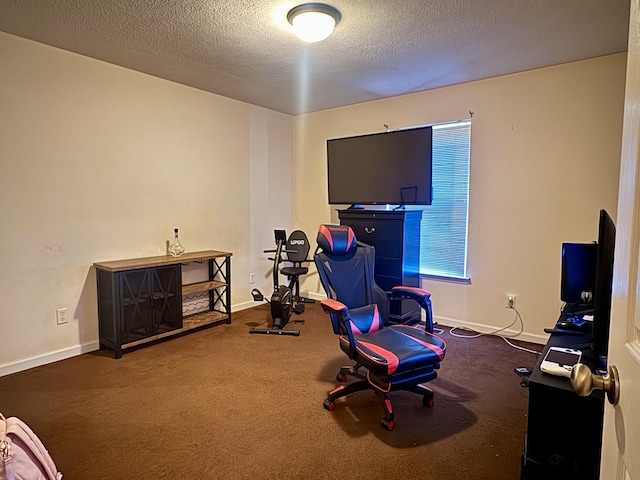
left=327, top=126, right=433, bottom=206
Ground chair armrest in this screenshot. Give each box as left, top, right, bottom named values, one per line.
left=320, top=298, right=348, bottom=316
left=390, top=286, right=431, bottom=301
left=389, top=286, right=435, bottom=333
left=320, top=299, right=360, bottom=358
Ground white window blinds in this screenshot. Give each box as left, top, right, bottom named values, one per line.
left=419, top=121, right=471, bottom=279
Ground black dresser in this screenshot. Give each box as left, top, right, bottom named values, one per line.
left=338, top=209, right=422, bottom=322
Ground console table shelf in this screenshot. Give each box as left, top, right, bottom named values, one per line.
left=182, top=280, right=226, bottom=296
left=182, top=310, right=229, bottom=328
left=94, top=250, right=232, bottom=358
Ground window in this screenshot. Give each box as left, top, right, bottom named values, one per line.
left=418, top=121, right=471, bottom=280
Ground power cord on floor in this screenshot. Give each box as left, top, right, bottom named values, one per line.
left=448, top=307, right=542, bottom=355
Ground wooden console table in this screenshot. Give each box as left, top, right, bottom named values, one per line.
left=94, top=250, right=232, bottom=358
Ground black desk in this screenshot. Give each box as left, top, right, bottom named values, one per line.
left=520, top=331, right=605, bottom=479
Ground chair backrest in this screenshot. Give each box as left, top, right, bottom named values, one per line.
left=314, top=224, right=389, bottom=333
left=285, top=230, right=311, bottom=264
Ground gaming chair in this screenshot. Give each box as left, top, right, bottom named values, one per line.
left=314, top=224, right=446, bottom=431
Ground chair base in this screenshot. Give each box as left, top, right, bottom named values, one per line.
left=335, top=364, right=366, bottom=383
left=324, top=367, right=436, bottom=431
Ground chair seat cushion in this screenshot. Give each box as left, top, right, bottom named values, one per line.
left=339, top=325, right=446, bottom=377
left=281, top=266, right=308, bottom=277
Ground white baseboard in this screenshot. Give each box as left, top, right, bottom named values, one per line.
left=434, top=315, right=548, bottom=345
left=0, top=301, right=265, bottom=378
left=302, top=291, right=326, bottom=301
left=232, top=300, right=264, bottom=312
left=0, top=341, right=100, bottom=378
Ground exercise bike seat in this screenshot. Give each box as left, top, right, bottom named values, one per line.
left=280, top=230, right=311, bottom=278
left=280, top=265, right=308, bottom=277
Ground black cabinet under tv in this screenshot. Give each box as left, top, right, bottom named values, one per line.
left=338, top=209, right=422, bottom=323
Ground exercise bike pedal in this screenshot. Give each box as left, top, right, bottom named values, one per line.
left=293, top=303, right=305, bottom=315
left=251, top=288, right=264, bottom=302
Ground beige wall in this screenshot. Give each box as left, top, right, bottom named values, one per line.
left=294, top=54, right=626, bottom=343
left=0, top=33, right=293, bottom=373
left=0, top=30, right=626, bottom=373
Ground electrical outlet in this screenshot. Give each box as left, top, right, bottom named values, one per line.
left=249, top=273, right=256, bottom=285
left=506, top=294, right=516, bottom=309
left=56, top=307, right=69, bottom=325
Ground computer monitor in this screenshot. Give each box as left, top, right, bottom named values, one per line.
left=560, top=242, right=597, bottom=308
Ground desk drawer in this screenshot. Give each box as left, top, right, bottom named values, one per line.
left=347, top=222, right=403, bottom=253
left=338, top=209, right=422, bottom=290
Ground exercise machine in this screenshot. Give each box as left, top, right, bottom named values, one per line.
left=250, top=229, right=311, bottom=335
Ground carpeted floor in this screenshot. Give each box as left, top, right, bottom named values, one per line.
left=0, top=303, right=542, bottom=479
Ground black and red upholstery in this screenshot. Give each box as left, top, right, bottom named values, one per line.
left=315, top=224, right=446, bottom=431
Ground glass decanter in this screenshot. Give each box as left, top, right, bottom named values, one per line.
left=168, top=228, right=185, bottom=257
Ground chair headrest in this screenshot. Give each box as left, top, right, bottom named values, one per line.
left=316, top=224, right=357, bottom=255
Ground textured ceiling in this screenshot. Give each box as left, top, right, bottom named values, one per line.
left=0, top=0, right=631, bottom=115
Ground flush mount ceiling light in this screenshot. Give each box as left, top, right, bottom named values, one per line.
left=287, top=3, right=342, bottom=43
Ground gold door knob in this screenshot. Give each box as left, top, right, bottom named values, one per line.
left=571, top=363, right=620, bottom=406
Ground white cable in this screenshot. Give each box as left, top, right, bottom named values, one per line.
left=449, top=309, right=519, bottom=338
left=448, top=308, right=541, bottom=355
left=501, top=336, right=541, bottom=355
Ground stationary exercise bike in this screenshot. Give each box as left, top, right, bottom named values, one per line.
left=250, top=229, right=312, bottom=336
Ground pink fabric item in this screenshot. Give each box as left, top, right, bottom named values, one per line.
left=0, top=413, right=63, bottom=480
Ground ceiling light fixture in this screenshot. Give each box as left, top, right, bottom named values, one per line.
left=287, top=3, right=342, bottom=43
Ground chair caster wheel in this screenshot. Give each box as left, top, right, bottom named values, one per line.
left=323, top=399, right=336, bottom=411
left=422, top=396, right=435, bottom=408
left=381, top=418, right=395, bottom=431
left=336, top=373, right=347, bottom=382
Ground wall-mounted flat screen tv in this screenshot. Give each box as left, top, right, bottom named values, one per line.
left=327, top=126, right=433, bottom=206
